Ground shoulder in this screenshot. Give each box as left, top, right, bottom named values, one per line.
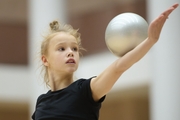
left=73, top=77, right=96, bottom=88
left=36, top=93, right=47, bottom=105
left=75, top=77, right=106, bottom=103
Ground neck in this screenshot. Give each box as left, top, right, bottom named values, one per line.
left=48, top=72, right=74, bottom=91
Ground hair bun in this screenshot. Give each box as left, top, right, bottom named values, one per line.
left=49, top=20, right=59, bottom=31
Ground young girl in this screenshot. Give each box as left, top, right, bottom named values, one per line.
left=32, top=4, right=179, bottom=120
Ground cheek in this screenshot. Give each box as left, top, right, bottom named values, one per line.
left=48, top=53, right=63, bottom=64
left=76, top=53, right=80, bottom=61
left=76, top=56, right=80, bottom=67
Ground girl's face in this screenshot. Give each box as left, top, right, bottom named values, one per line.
left=42, top=32, right=80, bottom=75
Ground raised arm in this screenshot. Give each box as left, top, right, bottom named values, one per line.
left=91, top=3, right=179, bottom=101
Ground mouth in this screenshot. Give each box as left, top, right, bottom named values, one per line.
left=66, top=58, right=76, bottom=64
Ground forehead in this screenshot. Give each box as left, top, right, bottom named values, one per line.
left=50, top=32, right=77, bottom=45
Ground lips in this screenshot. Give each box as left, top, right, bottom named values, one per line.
left=66, top=58, right=75, bottom=64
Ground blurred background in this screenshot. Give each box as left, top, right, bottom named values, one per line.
left=0, top=0, right=179, bottom=120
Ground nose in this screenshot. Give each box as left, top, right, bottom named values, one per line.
left=68, top=52, right=74, bottom=57
left=67, top=49, right=74, bottom=57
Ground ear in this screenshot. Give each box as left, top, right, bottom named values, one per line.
left=41, top=55, right=49, bottom=66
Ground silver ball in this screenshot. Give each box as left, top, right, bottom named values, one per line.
left=105, top=13, right=148, bottom=57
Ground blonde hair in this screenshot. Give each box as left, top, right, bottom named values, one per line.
left=40, top=20, right=84, bottom=87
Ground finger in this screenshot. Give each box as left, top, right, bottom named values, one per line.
left=161, top=3, right=179, bottom=17
left=162, top=8, right=174, bottom=18
left=172, top=3, right=179, bottom=9
left=150, top=3, right=178, bottom=29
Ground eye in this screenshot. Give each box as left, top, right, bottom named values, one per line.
left=72, top=47, right=79, bottom=52
left=58, top=47, right=65, bottom=51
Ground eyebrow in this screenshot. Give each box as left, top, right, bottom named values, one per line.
left=55, top=42, right=78, bottom=47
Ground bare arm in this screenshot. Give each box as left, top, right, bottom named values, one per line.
left=91, top=3, right=179, bottom=101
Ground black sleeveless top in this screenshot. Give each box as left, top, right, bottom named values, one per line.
left=32, top=77, right=105, bottom=120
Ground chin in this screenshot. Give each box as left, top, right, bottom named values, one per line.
left=67, top=68, right=78, bottom=73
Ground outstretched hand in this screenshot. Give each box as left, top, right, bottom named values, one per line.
left=148, top=3, right=179, bottom=43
